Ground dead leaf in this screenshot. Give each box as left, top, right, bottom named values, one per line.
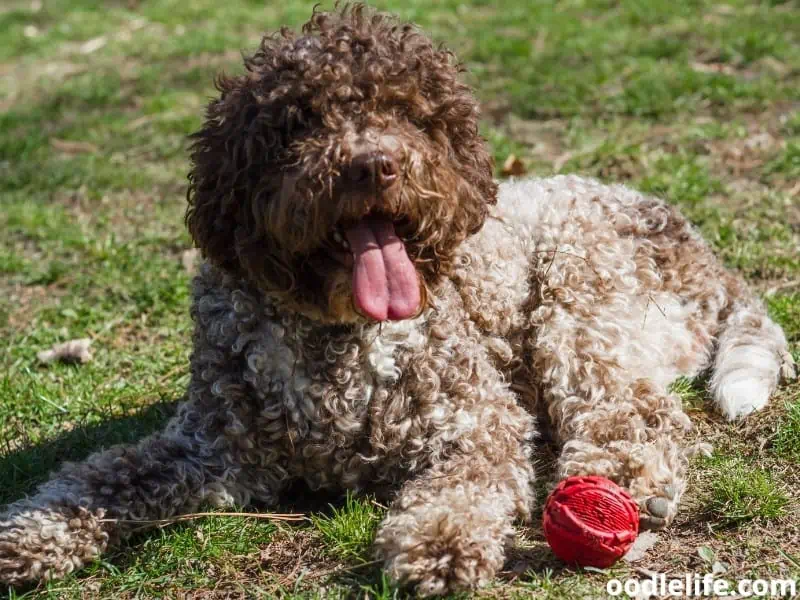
left=80, top=36, right=107, bottom=54
left=623, top=531, right=660, bottom=562
left=690, top=61, right=736, bottom=76
left=125, top=115, right=154, bottom=131
left=50, top=139, right=99, bottom=155
left=686, top=441, right=713, bottom=458
left=37, top=338, right=93, bottom=365
left=533, top=29, right=548, bottom=53
left=502, top=154, right=527, bottom=177
left=743, top=132, right=775, bottom=152
left=43, top=62, right=88, bottom=79
left=553, top=151, right=574, bottom=172
left=697, top=545, right=715, bottom=564
left=758, top=56, right=789, bottom=76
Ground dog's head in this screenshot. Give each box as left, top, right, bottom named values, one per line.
left=186, top=3, right=496, bottom=323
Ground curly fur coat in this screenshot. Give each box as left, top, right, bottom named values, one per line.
left=0, top=5, right=795, bottom=596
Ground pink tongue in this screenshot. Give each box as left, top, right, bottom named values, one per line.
left=344, top=218, right=421, bottom=321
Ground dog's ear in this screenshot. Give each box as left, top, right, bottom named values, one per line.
left=185, top=74, right=295, bottom=289
left=437, top=78, right=498, bottom=239
left=453, top=112, right=498, bottom=237
left=186, top=79, right=248, bottom=273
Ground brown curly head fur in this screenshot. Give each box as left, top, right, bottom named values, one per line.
left=186, top=3, right=496, bottom=323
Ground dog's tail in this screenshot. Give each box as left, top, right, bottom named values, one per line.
left=709, top=287, right=795, bottom=420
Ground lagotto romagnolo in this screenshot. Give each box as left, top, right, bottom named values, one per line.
left=0, top=4, right=795, bottom=595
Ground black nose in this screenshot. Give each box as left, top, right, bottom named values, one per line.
left=344, top=151, right=399, bottom=190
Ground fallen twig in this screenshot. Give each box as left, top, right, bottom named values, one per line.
left=100, top=510, right=309, bottom=529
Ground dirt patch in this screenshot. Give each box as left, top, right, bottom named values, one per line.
left=702, top=103, right=800, bottom=195
left=2, top=283, right=66, bottom=331
left=234, top=528, right=347, bottom=594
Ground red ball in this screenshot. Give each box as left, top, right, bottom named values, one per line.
left=543, top=475, right=639, bottom=568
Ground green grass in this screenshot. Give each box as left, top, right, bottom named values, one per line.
left=763, top=141, right=800, bottom=180
left=311, top=494, right=383, bottom=563
left=30, top=516, right=278, bottom=599
left=1, top=0, right=799, bottom=597
left=774, top=402, right=800, bottom=462
left=767, top=293, right=800, bottom=343
left=703, top=455, right=789, bottom=526
left=669, top=376, right=707, bottom=409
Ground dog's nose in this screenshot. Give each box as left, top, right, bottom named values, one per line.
left=344, top=151, right=398, bottom=190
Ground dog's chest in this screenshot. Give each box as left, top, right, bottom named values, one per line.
left=242, top=314, right=427, bottom=485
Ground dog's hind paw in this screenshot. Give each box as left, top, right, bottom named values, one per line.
left=780, top=350, right=797, bottom=382
left=637, top=484, right=680, bottom=531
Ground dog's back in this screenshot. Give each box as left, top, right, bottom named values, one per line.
left=456, top=175, right=795, bottom=419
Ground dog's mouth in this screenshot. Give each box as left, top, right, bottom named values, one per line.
left=324, top=213, right=421, bottom=322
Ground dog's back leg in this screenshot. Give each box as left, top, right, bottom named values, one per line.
left=535, top=319, right=692, bottom=530
left=608, top=191, right=796, bottom=419
left=709, top=291, right=796, bottom=420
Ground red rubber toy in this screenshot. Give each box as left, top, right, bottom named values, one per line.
left=543, top=475, right=639, bottom=568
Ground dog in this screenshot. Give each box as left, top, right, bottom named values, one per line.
left=0, top=4, right=794, bottom=595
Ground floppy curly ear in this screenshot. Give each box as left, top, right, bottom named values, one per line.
left=186, top=72, right=297, bottom=292
left=423, top=52, right=497, bottom=238
left=453, top=116, right=497, bottom=237
left=447, top=82, right=497, bottom=232
left=186, top=78, right=254, bottom=274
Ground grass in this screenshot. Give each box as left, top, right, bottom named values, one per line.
left=311, top=494, right=383, bottom=563
left=774, top=402, right=800, bottom=461
left=703, top=455, right=789, bottom=526
left=669, top=376, right=707, bottom=409
left=1, top=0, right=799, bottom=597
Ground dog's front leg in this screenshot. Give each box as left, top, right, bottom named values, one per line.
left=374, top=391, right=535, bottom=597
left=0, top=422, right=243, bottom=586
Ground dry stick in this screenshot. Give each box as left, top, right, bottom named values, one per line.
left=532, top=247, right=603, bottom=280
left=370, top=499, right=389, bottom=511
left=766, top=279, right=800, bottom=297
left=762, top=529, right=800, bottom=570
left=535, top=247, right=670, bottom=328
left=642, top=293, right=668, bottom=328
left=100, top=511, right=309, bottom=532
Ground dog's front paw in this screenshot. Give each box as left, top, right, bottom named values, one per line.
left=0, top=505, right=109, bottom=585
left=624, top=447, right=686, bottom=531
left=375, top=491, right=512, bottom=596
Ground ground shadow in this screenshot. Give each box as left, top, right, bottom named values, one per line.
left=0, top=398, right=181, bottom=505
left=0, top=394, right=358, bottom=517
